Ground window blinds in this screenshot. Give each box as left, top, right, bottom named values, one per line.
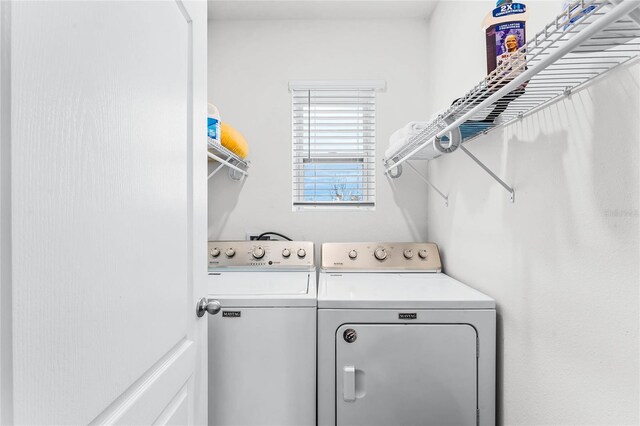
left=291, top=86, right=377, bottom=209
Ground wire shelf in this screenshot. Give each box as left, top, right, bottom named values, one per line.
left=384, top=0, right=640, bottom=176
left=207, top=138, right=249, bottom=181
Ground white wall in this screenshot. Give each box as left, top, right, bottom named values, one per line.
left=207, top=18, right=431, bottom=247
left=426, top=1, right=639, bottom=424
left=0, top=2, right=11, bottom=422
left=209, top=3, right=639, bottom=423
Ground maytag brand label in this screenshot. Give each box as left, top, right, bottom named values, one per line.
left=399, top=313, right=417, bottom=320
left=222, top=311, right=241, bottom=318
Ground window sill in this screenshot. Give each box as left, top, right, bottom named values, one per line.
left=293, top=203, right=375, bottom=212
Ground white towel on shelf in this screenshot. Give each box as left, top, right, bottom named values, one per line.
left=385, top=110, right=462, bottom=162
left=386, top=121, right=430, bottom=160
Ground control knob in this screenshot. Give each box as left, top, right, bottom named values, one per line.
left=252, top=246, right=265, bottom=259
left=282, top=248, right=291, bottom=258
left=297, top=248, right=306, bottom=258
left=403, top=249, right=413, bottom=259
left=210, top=248, right=221, bottom=258
left=418, top=249, right=428, bottom=259
left=374, top=247, right=387, bottom=261
left=348, top=250, right=358, bottom=259
left=225, top=248, right=236, bottom=258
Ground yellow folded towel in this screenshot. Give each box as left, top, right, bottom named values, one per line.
left=221, top=122, right=249, bottom=159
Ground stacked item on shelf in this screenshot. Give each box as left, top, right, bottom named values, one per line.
left=385, top=116, right=463, bottom=164
left=208, top=103, right=222, bottom=146
left=384, top=0, right=640, bottom=175
left=207, top=102, right=249, bottom=180
left=220, top=122, right=249, bottom=159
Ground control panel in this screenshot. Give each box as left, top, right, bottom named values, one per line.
left=321, top=242, right=442, bottom=272
left=208, top=241, right=314, bottom=269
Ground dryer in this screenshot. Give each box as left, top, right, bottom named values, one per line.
left=317, top=242, right=496, bottom=426
left=207, top=240, right=316, bottom=426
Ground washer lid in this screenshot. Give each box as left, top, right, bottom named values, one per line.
left=317, top=272, right=494, bottom=309
left=207, top=271, right=316, bottom=307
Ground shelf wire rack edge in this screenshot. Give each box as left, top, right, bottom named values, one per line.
left=443, top=52, right=640, bottom=149
left=384, top=0, right=640, bottom=174
left=207, top=138, right=249, bottom=180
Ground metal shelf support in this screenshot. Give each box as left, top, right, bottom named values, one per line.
left=459, top=145, right=515, bottom=203
left=207, top=137, right=249, bottom=181
left=207, top=161, right=226, bottom=180
left=406, top=162, right=449, bottom=207
left=207, top=151, right=248, bottom=181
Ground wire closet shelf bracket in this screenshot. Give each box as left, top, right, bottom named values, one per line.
left=383, top=0, right=640, bottom=204
left=207, top=138, right=249, bottom=181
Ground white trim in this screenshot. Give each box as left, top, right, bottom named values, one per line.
left=0, top=1, right=13, bottom=423
left=293, top=204, right=376, bottom=212
left=289, top=80, right=386, bottom=92
left=290, top=83, right=377, bottom=210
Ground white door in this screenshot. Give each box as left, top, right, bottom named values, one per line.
left=336, top=324, right=478, bottom=426
left=0, top=1, right=209, bottom=424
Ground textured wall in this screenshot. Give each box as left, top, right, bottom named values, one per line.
left=208, top=18, right=431, bottom=248
left=426, top=1, right=640, bottom=424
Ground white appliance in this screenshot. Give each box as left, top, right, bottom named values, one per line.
left=207, top=241, right=316, bottom=426
left=317, top=242, right=496, bottom=426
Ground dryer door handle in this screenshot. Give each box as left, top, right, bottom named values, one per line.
left=343, top=365, right=356, bottom=402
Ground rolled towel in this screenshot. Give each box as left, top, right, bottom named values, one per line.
left=387, top=121, right=431, bottom=159
left=407, top=121, right=429, bottom=134
left=385, top=113, right=464, bottom=161
left=220, top=122, right=249, bottom=159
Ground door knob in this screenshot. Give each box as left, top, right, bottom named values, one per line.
left=196, top=297, right=221, bottom=317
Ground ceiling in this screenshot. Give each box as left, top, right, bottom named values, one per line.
left=208, top=1, right=440, bottom=21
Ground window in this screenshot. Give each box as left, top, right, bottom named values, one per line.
left=290, top=81, right=384, bottom=210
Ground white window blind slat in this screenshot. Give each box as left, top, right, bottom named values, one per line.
left=291, top=84, right=377, bottom=209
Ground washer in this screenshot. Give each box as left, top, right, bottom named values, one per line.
left=207, top=240, right=316, bottom=426
left=317, top=242, right=496, bottom=426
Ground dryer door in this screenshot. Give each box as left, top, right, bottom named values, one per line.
left=336, top=324, right=477, bottom=426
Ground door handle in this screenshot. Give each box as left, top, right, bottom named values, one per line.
left=196, top=297, right=221, bottom=317
left=343, top=365, right=356, bottom=402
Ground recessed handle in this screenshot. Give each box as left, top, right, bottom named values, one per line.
left=343, top=365, right=356, bottom=402
left=196, top=297, right=221, bottom=317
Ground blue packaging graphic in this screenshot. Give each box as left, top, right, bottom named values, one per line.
left=562, top=1, right=596, bottom=31
left=485, top=2, right=527, bottom=75
left=493, top=2, right=526, bottom=18
left=208, top=116, right=219, bottom=141
left=495, top=22, right=526, bottom=70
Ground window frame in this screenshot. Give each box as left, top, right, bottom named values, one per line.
left=289, top=80, right=385, bottom=211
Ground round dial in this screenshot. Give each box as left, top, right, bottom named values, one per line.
left=348, top=250, right=358, bottom=259
left=374, top=247, right=388, bottom=261
left=403, top=249, right=413, bottom=259
left=297, top=248, right=306, bottom=258
left=210, top=248, right=221, bottom=258
left=252, top=246, right=265, bottom=259
left=282, top=248, right=291, bottom=258
left=418, top=249, right=428, bottom=259
left=225, top=248, right=236, bottom=258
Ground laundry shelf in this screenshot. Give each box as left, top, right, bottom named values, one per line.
left=383, top=0, right=640, bottom=202
left=207, top=138, right=249, bottom=181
